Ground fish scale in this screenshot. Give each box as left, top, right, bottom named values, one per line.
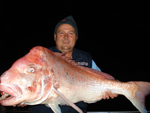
left=0, top=46, right=150, bottom=113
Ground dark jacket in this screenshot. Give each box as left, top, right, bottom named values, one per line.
left=31, top=47, right=92, bottom=113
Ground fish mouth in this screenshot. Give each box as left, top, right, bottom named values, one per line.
left=0, top=84, right=17, bottom=105
left=0, top=91, right=15, bottom=101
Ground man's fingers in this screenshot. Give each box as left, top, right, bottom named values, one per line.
left=102, top=91, right=109, bottom=100
left=12, top=103, right=27, bottom=107
left=18, top=103, right=27, bottom=107
left=108, top=91, right=118, bottom=99
left=102, top=91, right=118, bottom=100
left=108, top=91, right=115, bottom=99
left=13, top=105, right=16, bottom=107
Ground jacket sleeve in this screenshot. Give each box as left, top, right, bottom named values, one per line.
left=92, top=60, right=101, bottom=71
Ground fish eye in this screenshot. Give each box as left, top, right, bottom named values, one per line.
left=28, top=68, right=34, bottom=73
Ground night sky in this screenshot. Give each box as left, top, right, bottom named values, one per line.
left=0, top=1, right=150, bottom=111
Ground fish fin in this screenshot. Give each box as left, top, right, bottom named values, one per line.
left=127, top=82, right=150, bottom=113
left=53, top=87, right=83, bottom=113
left=55, top=52, right=114, bottom=80
left=79, top=67, right=115, bottom=80
left=55, top=52, right=79, bottom=65
left=46, top=102, right=61, bottom=113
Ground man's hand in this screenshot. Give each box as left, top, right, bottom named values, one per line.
left=102, top=91, right=118, bottom=100
left=13, top=103, right=27, bottom=107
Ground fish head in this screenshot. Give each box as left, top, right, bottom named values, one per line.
left=0, top=46, right=54, bottom=106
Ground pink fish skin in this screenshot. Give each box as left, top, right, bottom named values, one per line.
left=0, top=46, right=150, bottom=113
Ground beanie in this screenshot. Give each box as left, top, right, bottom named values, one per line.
left=54, top=15, right=78, bottom=38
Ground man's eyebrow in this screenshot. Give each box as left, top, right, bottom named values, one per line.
left=57, top=30, right=63, bottom=33
left=70, top=30, right=75, bottom=32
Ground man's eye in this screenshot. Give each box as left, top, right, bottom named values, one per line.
left=28, top=68, right=35, bottom=73
left=60, top=32, right=64, bottom=34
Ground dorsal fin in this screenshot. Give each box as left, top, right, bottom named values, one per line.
left=54, top=52, right=115, bottom=80
left=54, top=53, right=80, bottom=66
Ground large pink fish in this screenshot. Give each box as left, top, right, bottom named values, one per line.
left=0, top=46, right=150, bottom=113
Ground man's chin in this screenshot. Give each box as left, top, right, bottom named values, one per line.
left=60, top=48, right=73, bottom=55
left=61, top=47, right=71, bottom=52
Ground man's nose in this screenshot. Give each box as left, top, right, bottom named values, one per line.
left=64, top=33, right=68, bottom=39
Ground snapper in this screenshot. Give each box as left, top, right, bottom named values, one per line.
left=0, top=46, right=150, bottom=113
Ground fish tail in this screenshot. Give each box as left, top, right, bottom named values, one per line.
left=126, top=81, right=150, bottom=113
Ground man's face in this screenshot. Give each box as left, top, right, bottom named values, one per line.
left=54, top=24, right=77, bottom=53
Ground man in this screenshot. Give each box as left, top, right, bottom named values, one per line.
left=30, top=16, right=117, bottom=113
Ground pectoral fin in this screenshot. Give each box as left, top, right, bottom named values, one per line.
left=47, top=102, right=61, bottom=113
left=53, top=88, right=83, bottom=113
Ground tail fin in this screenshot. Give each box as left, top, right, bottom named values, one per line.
left=127, top=81, right=150, bottom=113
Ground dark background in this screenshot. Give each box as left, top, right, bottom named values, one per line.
left=0, top=1, right=150, bottom=112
